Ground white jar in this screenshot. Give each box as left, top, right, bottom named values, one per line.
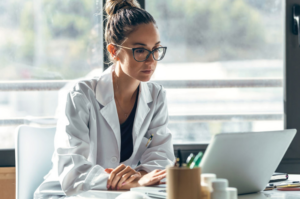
left=227, top=187, right=237, bottom=199
left=211, top=179, right=228, bottom=199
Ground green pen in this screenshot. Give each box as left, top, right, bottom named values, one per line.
left=189, top=151, right=203, bottom=169
left=186, top=153, right=195, bottom=167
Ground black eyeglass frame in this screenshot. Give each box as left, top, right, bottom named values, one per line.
left=112, top=43, right=167, bottom=62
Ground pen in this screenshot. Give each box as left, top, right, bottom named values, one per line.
left=186, top=153, right=195, bottom=168
left=274, top=181, right=300, bottom=187
left=178, top=149, right=182, bottom=167
left=190, top=151, right=203, bottom=169
left=146, top=134, right=154, bottom=147
left=276, top=183, right=300, bottom=188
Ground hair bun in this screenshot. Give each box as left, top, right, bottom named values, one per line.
left=105, top=0, right=141, bottom=17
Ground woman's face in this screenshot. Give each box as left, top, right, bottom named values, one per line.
left=116, top=23, right=160, bottom=82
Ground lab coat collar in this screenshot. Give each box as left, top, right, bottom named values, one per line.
left=95, top=64, right=153, bottom=106
left=95, top=64, right=153, bottom=160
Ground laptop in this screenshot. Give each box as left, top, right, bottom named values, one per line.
left=200, top=129, right=296, bottom=194
left=130, top=184, right=167, bottom=199
left=131, top=129, right=296, bottom=197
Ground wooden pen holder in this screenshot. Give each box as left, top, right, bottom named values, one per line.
left=167, top=166, right=201, bottom=199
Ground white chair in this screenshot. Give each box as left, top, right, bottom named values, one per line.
left=15, top=125, right=56, bottom=199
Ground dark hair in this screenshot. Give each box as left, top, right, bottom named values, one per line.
left=104, top=0, right=157, bottom=62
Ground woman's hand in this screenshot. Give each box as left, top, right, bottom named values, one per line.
left=137, top=169, right=166, bottom=186
left=105, top=164, right=142, bottom=190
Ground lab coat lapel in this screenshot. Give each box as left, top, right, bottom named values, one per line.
left=95, top=64, right=153, bottom=162
left=95, top=65, right=121, bottom=154
left=131, top=81, right=152, bottom=158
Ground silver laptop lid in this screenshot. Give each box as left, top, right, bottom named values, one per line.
left=200, top=129, right=297, bottom=194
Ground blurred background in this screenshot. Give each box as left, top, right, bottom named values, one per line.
left=0, top=0, right=284, bottom=148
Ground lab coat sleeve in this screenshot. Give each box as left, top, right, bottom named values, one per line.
left=53, top=90, right=109, bottom=196
left=134, top=86, right=176, bottom=173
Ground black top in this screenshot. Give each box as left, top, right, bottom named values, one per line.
left=120, top=85, right=139, bottom=163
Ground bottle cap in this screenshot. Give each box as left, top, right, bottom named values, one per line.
left=212, top=178, right=228, bottom=190
left=201, top=173, right=217, bottom=185
left=227, top=187, right=237, bottom=199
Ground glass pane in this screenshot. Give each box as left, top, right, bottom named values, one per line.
left=0, top=0, right=103, bottom=148
left=0, top=0, right=103, bottom=80
left=147, top=0, right=284, bottom=144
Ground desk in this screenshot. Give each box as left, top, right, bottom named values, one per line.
left=64, top=175, right=300, bottom=199
left=239, top=175, right=300, bottom=199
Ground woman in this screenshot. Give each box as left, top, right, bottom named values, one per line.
left=34, top=0, right=175, bottom=198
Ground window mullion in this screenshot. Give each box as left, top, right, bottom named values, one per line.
left=278, top=0, right=300, bottom=174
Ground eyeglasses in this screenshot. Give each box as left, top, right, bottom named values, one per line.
left=112, top=43, right=167, bottom=62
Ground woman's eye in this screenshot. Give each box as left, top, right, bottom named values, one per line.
left=136, top=49, right=145, bottom=53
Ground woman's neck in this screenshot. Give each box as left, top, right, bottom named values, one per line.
left=112, top=64, right=140, bottom=104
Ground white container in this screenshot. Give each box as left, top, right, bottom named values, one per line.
left=201, top=173, right=217, bottom=192
left=227, top=187, right=238, bottom=199
left=211, top=178, right=228, bottom=199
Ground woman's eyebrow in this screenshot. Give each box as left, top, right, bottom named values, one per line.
left=132, top=41, right=161, bottom=46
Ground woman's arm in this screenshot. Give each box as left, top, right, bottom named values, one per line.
left=105, top=168, right=166, bottom=190
left=52, top=89, right=109, bottom=196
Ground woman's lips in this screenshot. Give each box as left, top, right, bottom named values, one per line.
left=141, top=70, right=152, bottom=74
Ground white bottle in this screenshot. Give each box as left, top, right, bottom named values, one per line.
left=201, top=173, right=217, bottom=192
left=211, top=178, right=228, bottom=199
left=227, top=187, right=238, bottom=199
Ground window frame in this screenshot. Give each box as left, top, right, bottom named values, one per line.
left=277, top=0, right=300, bottom=174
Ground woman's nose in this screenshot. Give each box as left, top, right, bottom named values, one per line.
left=145, top=53, right=155, bottom=63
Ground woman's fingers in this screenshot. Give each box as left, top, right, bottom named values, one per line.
left=123, top=172, right=142, bottom=185
left=153, top=169, right=166, bottom=177
left=149, top=173, right=167, bottom=184
left=107, top=164, right=126, bottom=189
left=138, top=171, right=167, bottom=186
left=110, top=166, right=129, bottom=190
left=108, top=167, right=167, bottom=189
left=144, top=173, right=167, bottom=186
left=116, top=170, right=138, bottom=190
left=111, top=166, right=133, bottom=190
left=105, top=168, right=114, bottom=174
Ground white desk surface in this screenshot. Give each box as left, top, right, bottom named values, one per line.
left=239, top=174, right=300, bottom=199
left=65, top=175, right=300, bottom=199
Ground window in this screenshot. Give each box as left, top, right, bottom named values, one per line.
left=146, top=0, right=284, bottom=144
left=0, top=0, right=103, bottom=149
left=1, top=0, right=299, bottom=173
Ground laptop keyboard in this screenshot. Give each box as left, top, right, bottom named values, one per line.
left=158, top=190, right=167, bottom=193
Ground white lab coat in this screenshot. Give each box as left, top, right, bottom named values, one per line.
left=34, top=64, right=175, bottom=198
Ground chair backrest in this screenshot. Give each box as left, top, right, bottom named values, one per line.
left=15, top=125, right=56, bottom=199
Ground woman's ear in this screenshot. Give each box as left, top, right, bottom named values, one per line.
left=107, top=44, right=119, bottom=60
